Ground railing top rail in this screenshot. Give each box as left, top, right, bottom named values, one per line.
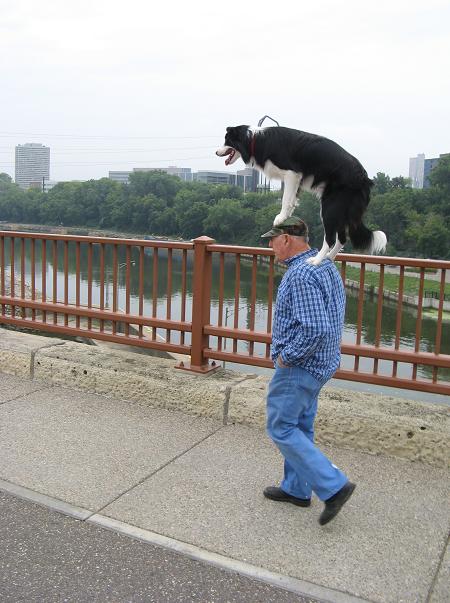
left=207, top=243, right=274, bottom=256
left=207, top=244, right=450, bottom=269
left=0, top=230, right=193, bottom=250
left=337, top=253, right=450, bottom=269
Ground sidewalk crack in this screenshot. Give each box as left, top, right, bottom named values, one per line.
left=89, top=424, right=226, bottom=518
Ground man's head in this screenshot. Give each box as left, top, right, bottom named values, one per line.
left=261, top=216, right=310, bottom=262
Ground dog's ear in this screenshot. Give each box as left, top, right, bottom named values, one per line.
left=226, top=126, right=234, bottom=133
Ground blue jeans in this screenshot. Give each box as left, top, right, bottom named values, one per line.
left=266, top=365, right=348, bottom=501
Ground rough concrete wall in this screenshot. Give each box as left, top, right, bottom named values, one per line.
left=1, top=328, right=449, bottom=468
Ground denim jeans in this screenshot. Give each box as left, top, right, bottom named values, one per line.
left=266, top=365, right=348, bottom=501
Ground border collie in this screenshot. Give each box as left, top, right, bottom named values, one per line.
left=216, top=125, right=387, bottom=265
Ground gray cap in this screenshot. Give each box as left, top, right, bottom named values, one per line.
left=261, top=216, right=309, bottom=239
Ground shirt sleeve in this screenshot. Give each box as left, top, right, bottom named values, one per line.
left=280, top=274, right=331, bottom=366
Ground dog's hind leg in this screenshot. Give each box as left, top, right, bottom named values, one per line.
left=307, top=237, right=330, bottom=266
left=326, top=227, right=346, bottom=261
left=273, top=172, right=301, bottom=225
left=326, top=238, right=344, bottom=261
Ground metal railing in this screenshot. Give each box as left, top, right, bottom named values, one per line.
left=1, top=230, right=449, bottom=395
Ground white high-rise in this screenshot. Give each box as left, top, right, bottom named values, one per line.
left=15, top=143, right=50, bottom=189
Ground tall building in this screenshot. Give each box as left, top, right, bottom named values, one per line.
left=409, top=154, right=425, bottom=189
left=409, top=153, right=449, bottom=189
left=15, top=143, right=50, bottom=189
left=236, top=168, right=259, bottom=192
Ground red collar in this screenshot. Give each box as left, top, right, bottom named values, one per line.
left=250, top=133, right=256, bottom=157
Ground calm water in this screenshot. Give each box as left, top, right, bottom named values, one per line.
left=3, top=238, right=449, bottom=404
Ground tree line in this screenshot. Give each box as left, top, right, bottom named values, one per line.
left=0, top=157, right=449, bottom=259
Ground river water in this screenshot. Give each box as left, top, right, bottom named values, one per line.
left=3, top=237, right=449, bottom=405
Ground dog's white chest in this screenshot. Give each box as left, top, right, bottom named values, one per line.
left=260, top=160, right=288, bottom=180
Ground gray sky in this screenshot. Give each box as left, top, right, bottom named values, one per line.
left=1, top=0, right=449, bottom=183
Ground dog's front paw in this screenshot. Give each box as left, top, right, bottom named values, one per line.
left=306, top=255, right=322, bottom=266
left=273, top=213, right=288, bottom=226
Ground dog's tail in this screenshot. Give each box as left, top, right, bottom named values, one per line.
left=346, top=187, right=387, bottom=255
left=348, top=222, right=387, bottom=255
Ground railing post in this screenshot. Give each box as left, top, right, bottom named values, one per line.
left=176, top=235, right=219, bottom=373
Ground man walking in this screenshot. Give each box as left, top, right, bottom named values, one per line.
left=261, top=216, right=355, bottom=525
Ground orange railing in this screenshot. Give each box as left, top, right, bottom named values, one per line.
left=1, top=231, right=449, bottom=395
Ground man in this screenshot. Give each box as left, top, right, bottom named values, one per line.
left=261, top=216, right=355, bottom=525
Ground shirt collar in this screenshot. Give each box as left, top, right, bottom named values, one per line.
left=284, top=248, right=317, bottom=266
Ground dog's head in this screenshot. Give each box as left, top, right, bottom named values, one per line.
left=216, top=125, right=251, bottom=166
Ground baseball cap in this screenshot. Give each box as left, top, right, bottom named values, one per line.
left=260, top=216, right=309, bottom=239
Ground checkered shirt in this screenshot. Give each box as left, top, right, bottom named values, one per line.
left=271, top=248, right=346, bottom=382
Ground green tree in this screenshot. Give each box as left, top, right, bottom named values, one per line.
left=203, top=199, right=253, bottom=243
left=428, top=155, right=450, bottom=191
left=128, top=171, right=182, bottom=203
left=178, top=203, right=209, bottom=239
left=371, top=172, right=392, bottom=195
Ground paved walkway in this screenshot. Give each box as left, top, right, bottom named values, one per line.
left=0, top=372, right=448, bottom=603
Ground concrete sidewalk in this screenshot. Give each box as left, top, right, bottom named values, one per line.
left=0, top=371, right=448, bottom=603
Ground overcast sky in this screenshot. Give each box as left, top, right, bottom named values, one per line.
left=1, top=0, right=449, bottom=183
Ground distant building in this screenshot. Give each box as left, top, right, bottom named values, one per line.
left=236, top=168, right=259, bottom=192
left=108, top=166, right=258, bottom=190
left=109, top=171, right=132, bottom=184
left=409, top=153, right=449, bottom=189
left=165, top=166, right=193, bottom=182
left=15, top=143, right=50, bottom=189
left=194, top=171, right=237, bottom=186
left=109, top=166, right=193, bottom=184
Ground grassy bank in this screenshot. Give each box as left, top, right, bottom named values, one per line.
left=340, top=264, right=450, bottom=297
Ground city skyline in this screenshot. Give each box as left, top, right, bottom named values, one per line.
left=1, top=1, right=449, bottom=183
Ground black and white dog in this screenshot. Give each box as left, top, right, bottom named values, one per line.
left=216, top=125, right=387, bottom=265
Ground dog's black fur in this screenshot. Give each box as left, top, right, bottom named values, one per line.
left=216, top=125, right=386, bottom=264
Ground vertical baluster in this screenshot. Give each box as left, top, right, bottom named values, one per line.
left=373, top=264, right=385, bottom=375
left=233, top=253, right=240, bottom=354
left=31, top=238, right=36, bottom=322
left=340, top=259, right=346, bottom=283
left=10, top=237, right=15, bottom=319
left=41, top=238, right=47, bottom=324
left=125, top=245, right=131, bottom=337
left=166, top=247, right=172, bottom=343
left=75, top=241, right=80, bottom=329
left=152, top=248, right=158, bottom=341
left=354, top=262, right=365, bottom=371
left=412, top=267, right=425, bottom=381
left=138, top=246, right=144, bottom=339
left=64, top=241, right=68, bottom=326
left=21, top=237, right=26, bottom=319
left=249, top=254, right=257, bottom=357
left=0, top=236, right=4, bottom=317
left=180, top=249, right=187, bottom=346
left=112, top=244, right=118, bottom=334
left=392, top=266, right=405, bottom=378
left=433, top=269, right=446, bottom=383
left=218, top=253, right=225, bottom=352
left=52, top=240, right=58, bottom=324
left=99, top=243, right=105, bottom=332
left=87, top=242, right=93, bottom=331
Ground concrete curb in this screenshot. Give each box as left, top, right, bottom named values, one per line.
left=1, top=327, right=449, bottom=468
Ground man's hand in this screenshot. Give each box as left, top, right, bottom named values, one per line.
left=277, top=355, right=289, bottom=368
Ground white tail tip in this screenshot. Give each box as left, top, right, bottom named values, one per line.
left=371, top=231, right=387, bottom=254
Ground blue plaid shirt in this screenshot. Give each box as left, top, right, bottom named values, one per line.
left=271, top=248, right=345, bottom=382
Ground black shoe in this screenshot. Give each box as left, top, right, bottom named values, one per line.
left=263, top=486, right=311, bottom=507
left=319, top=481, right=356, bottom=525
